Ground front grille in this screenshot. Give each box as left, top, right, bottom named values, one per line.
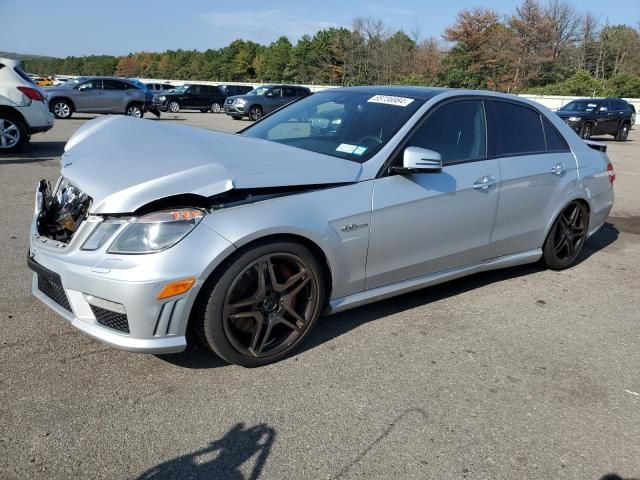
left=37, top=274, right=71, bottom=312
left=90, top=305, right=130, bottom=333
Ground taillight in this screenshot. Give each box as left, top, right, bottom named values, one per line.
left=607, top=161, right=615, bottom=185
left=17, top=86, right=44, bottom=102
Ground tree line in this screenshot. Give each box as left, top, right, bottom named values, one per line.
left=21, top=0, right=640, bottom=97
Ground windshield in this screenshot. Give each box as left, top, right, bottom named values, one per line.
left=560, top=100, right=602, bottom=112
left=242, top=90, right=424, bottom=163
left=246, top=86, right=271, bottom=96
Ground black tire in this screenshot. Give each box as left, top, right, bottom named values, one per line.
left=197, top=241, right=325, bottom=367
left=0, top=111, right=28, bottom=153
left=125, top=103, right=144, bottom=118
left=542, top=201, right=589, bottom=270
left=248, top=105, right=263, bottom=121
left=210, top=102, right=222, bottom=113
left=167, top=101, right=180, bottom=113
left=51, top=98, right=73, bottom=119
left=580, top=123, right=592, bottom=140
left=615, top=122, right=630, bottom=141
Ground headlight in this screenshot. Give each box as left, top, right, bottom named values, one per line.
left=82, top=209, right=205, bottom=254
left=568, top=116, right=581, bottom=122
left=235, top=98, right=246, bottom=105
left=159, top=96, right=166, bottom=101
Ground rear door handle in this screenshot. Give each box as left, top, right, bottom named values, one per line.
left=473, top=175, right=497, bottom=190
left=550, top=163, right=565, bottom=175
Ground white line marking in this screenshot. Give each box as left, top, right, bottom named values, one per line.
left=624, top=389, right=640, bottom=396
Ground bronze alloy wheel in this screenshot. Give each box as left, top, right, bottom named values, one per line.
left=199, top=241, right=324, bottom=367
left=222, top=252, right=319, bottom=358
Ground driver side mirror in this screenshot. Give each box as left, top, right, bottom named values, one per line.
left=392, top=146, right=443, bottom=174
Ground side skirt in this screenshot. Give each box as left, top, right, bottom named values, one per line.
left=328, top=249, right=542, bottom=314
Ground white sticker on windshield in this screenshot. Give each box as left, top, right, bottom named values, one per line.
left=587, top=103, right=597, bottom=107
left=336, top=143, right=357, bottom=154
left=353, top=146, right=367, bottom=156
left=367, top=95, right=414, bottom=107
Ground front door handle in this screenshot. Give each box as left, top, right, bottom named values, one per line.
left=550, top=163, right=565, bottom=175
left=473, top=175, right=497, bottom=190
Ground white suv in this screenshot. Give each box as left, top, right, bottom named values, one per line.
left=0, top=57, right=54, bottom=152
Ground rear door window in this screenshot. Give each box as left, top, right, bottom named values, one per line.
left=408, top=100, right=487, bottom=165
left=103, top=79, right=126, bottom=90
left=488, top=101, right=546, bottom=157
left=542, top=117, right=570, bottom=152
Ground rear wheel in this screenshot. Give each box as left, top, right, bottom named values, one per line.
left=197, top=241, right=325, bottom=367
left=0, top=113, right=27, bottom=152
left=580, top=123, right=592, bottom=139
left=167, top=101, right=180, bottom=113
left=51, top=99, right=73, bottom=119
left=248, top=105, right=263, bottom=121
left=542, top=201, right=589, bottom=270
left=615, top=123, right=630, bottom=141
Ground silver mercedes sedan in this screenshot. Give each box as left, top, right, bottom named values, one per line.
left=28, top=87, right=615, bottom=367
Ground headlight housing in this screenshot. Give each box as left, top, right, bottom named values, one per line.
left=568, top=116, right=581, bottom=122
left=235, top=98, right=247, bottom=105
left=82, top=209, right=205, bottom=254
left=159, top=95, right=166, bottom=101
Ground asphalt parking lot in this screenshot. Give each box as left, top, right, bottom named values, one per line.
left=1, top=111, right=639, bottom=479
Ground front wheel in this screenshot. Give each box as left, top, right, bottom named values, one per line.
left=167, top=101, right=180, bottom=113
left=615, top=123, right=630, bottom=141
left=197, top=241, right=325, bottom=367
left=51, top=99, right=73, bottom=119
left=210, top=102, right=222, bottom=113
left=125, top=103, right=144, bottom=118
left=580, top=123, right=592, bottom=140
left=542, top=201, right=589, bottom=270
left=248, top=105, right=263, bottom=121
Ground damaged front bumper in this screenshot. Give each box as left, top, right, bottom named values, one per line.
left=28, top=180, right=236, bottom=354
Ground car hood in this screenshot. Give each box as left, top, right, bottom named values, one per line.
left=60, top=116, right=362, bottom=214
left=556, top=111, right=590, bottom=118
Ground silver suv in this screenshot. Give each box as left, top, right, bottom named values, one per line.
left=46, top=77, right=148, bottom=119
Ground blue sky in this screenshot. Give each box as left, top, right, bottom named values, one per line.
left=1, top=0, right=638, bottom=57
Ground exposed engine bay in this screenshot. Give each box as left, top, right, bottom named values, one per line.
left=37, top=178, right=91, bottom=243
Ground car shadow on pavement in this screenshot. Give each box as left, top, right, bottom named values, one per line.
left=0, top=141, right=66, bottom=165
left=159, top=223, right=619, bottom=369
left=135, top=422, right=276, bottom=480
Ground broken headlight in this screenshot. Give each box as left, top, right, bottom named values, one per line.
left=107, top=209, right=205, bottom=254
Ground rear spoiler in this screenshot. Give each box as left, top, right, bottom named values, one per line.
left=584, top=139, right=607, bottom=153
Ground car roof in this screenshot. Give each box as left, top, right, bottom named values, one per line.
left=0, top=57, right=20, bottom=68
left=329, top=85, right=449, bottom=100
